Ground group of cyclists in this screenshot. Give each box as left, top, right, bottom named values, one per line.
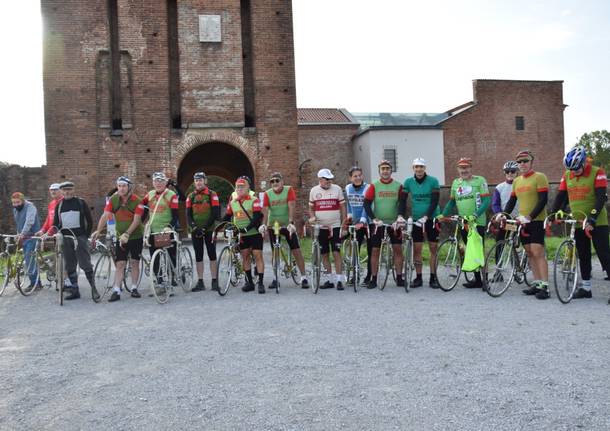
left=8, top=145, right=610, bottom=304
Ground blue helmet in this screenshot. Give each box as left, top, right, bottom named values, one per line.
left=564, top=147, right=587, bottom=171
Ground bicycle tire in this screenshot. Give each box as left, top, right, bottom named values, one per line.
left=178, top=246, right=194, bottom=292
left=93, top=252, right=114, bottom=302
left=122, top=257, right=142, bottom=292
left=16, top=251, right=37, bottom=296
left=57, top=250, right=65, bottom=306
left=217, top=246, right=234, bottom=296
left=483, top=241, right=515, bottom=297
left=435, top=238, right=462, bottom=291
left=311, top=242, right=321, bottom=294
left=553, top=239, right=579, bottom=304
left=0, top=252, right=9, bottom=296
left=150, top=249, right=171, bottom=304
left=352, top=240, right=361, bottom=293
left=403, top=239, right=413, bottom=293
left=343, top=239, right=353, bottom=289
left=515, top=251, right=533, bottom=287
left=272, top=245, right=280, bottom=294
left=379, top=242, right=393, bottom=290
left=288, top=249, right=300, bottom=286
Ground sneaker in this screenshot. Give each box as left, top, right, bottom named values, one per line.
left=108, top=291, right=120, bottom=302
left=130, top=288, right=141, bottom=298
left=462, top=280, right=483, bottom=289
left=535, top=287, right=550, bottom=300
left=572, top=288, right=592, bottom=299
left=320, top=281, right=334, bottom=289
left=336, top=281, right=344, bottom=291
left=211, top=279, right=219, bottom=291
left=191, top=280, right=205, bottom=292
left=411, top=278, right=423, bottom=288
left=64, top=288, right=80, bottom=300
left=367, top=279, right=377, bottom=289
left=242, top=283, right=255, bottom=292
left=257, top=282, right=266, bottom=294
left=522, top=286, right=539, bottom=295
left=301, top=279, right=310, bottom=289
left=429, top=277, right=441, bottom=289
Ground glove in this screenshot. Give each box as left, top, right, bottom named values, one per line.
left=516, top=215, right=531, bottom=225
left=258, top=224, right=267, bottom=235
left=493, top=213, right=506, bottom=222
left=119, top=233, right=130, bottom=245
left=287, top=223, right=297, bottom=235
left=417, top=216, right=428, bottom=225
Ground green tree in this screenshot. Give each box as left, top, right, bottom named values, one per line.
left=576, top=130, right=610, bottom=172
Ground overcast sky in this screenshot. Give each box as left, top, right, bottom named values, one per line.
left=1, top=0, right=608, bottom=167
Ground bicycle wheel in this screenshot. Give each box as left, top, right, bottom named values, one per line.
left=93, top=252, right=113, bottom=302
left=0, top=252, right=9, bottom=296
left=288, top=249, right=300, bottom=286
left=483, top=241, right=515, bottom=297
left=553, top=240, right=579, bottom=304
left=342, top=239, right=354, bottom=288
left=216, top=246, right=234, bottom=296
left=41, top=253, right=56, bottom=286
left=271, top=245, right=280, bottom=294
left=435, top=238, right=462, bottom=291
left=150, top=249, right=171, bottom=304
left=379, top=242, right=393, bottom=290
left=514, top=250, right=533, bottom=287
left=178, top=246, right=194, bottom=292
left=56, top=251, right=65, bottom=306
left=352, top=241, right=361, bottom=293
left=122, top=259, right=133, bottom=292
left=16, top=251, right=38, bottom=296
left=403, top=239, right=413, bottom=293
left=311, top=243, right=321, bottom=294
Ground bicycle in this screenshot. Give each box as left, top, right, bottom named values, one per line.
left=544, top=211, right=587, bottom=304
left=0, top=234, right=30, bottom=296
left=18, top=235, right=58, bottom=291
left=92, top=237, right=116, bottom=303
left=375, top=223, right=401, bottom=291
left=270, top=221, right=300, bottom=294
left=341, top=224, right=366, bottom=292
left=433, top=215, right=478, bottom=292
left=146, top=229, right=194, bottom=304
left=483, top=217, right=533, bottom=297
left=215, top=222, right=247, bottom=296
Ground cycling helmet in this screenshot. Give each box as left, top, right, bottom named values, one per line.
left=193, top=172, right=207, bottom=180
left=515, top=150, right=534, bottom=161
left=238, top=175, right=252, bottom=187
left=502, top=161, right=519, bottom=171
left=564, top=146, right=587, bottom=171
left=378, top=159, right=393, bottom=169
left=116, top=176, right=132, bottom=185
left=152, top=172, right=167, bottom=182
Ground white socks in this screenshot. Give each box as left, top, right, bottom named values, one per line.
left=582, top=279, right=592, bottom=291
left=112, top=286, right=121, bottom=294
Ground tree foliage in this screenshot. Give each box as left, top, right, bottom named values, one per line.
left=576, top=130, right=610, bottom=172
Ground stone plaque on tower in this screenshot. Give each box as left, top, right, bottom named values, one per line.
left=199, top=15, right=221, bottom=42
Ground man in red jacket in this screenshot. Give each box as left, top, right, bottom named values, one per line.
left=36, top=183, right=64, bottom=236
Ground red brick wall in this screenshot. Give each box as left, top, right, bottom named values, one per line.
left=0, top=165, right=49, bottom=233
left=442, top=80, right=566, bottom=185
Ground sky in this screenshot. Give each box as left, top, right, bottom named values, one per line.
left=0, top=0, right=608, bottom=167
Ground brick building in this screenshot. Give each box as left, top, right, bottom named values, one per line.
left=41, top=0, right=298, bottom=217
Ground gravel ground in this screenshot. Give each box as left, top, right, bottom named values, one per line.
left=1, top=245, right=610, bottom=430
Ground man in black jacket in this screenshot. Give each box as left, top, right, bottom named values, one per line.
left=52, top=181, right=98, bottom=301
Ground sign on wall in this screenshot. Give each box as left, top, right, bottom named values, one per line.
left=199, top=15, right=222, bottom=42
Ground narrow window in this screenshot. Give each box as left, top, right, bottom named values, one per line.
left=167, top=0, right=182, bottom=129
left=383, top=148, right=397, bottom=172
left=108, top=0, right=122, bottom=132
left=515, top=116, right=525, bottom=131
left=241, top=0, right=256, bottom=127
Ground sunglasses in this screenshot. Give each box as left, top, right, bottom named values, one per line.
left=504, top=169, right=517, bottom=174
left=269, top=178, right=281, bottom=184
left=516, top=159, right=530, bottom=164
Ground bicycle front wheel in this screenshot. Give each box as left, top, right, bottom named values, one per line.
left=484, top=241, right=515, bottom=297
left=93, top=253, right=114, bottom=302
left=403, top=239, right=413, bottom=293
left=379, top=242, right=393, bottom=290
left=178, top=246, right=194, bottom=292
left=217, top=246, right=234, bottom=296
left=150, top=249, right=171, bottom=304
left=288, top=249, right=300, bottom=286
left=514, top=250, right=533, bottom=287
left=16, top=251, right=38, bottom=296
left=554, top=240, right=579, bottom=304
left=56, top=251, right=65, bottom=306
left=352, top=241, right=361, bottom=293
left=311, top=243, right=321, bottom=294
left=435, top=238, right=462, bottom=291
left=0, top=253, right=9, bottom=296
left=271, top=245, right=280, bottom=294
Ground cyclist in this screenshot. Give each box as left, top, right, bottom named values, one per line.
left=344, top=166, right=371, bottom=284
left=364, top=160, right=406, bottom=289
left=51, top=181, right=98, bottom=301
left=35, top=183, right=63, bottom=236
left=491, top=161, right=520, bottom=260
left=260, top=172, right=309, bottom=289
left=186, top=172, right=220, bottom=292
left=230, top=175, right=256, bottom=202
left=502, top=150, right=550, bottom=299
left=441, top=157, right=490, bottom=289
left=141, top=172, right=180, bottom=290
left=551, top=147, right=610, bottom=301
left=399, top=158, right=441, bottom=289
left=12, top=192, right=42, bottom=291
left=223, top=177, right=266, bottom=294
left=308, top=168, right=347, bottom=290
left=91, top=176, right=145, bottom=302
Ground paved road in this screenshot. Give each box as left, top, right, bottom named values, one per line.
left=1, top=247, right=610, bottom=430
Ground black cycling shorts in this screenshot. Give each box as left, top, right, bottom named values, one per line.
left=412, top=219, right=439, bottom=243
left=115, top=238, right=143, bottom=262
left=269, top=227, right=300, bottom=250
left=191, top=229, right=217, bottom=262
left=240, top=233, right=264, bottom=251
left=520, top=221, right=545, bottom=245
left=319, top=227, right=341, bottom=254
left=370, top=224, right=402, bottom=248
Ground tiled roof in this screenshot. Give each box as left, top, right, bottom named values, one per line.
left=297, top=108, right=358, bottom=125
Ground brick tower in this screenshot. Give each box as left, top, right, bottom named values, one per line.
left=41, top=0, right=298, bottom=214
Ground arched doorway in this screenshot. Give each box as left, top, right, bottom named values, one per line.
left=177, top=141, right=255, bottom=225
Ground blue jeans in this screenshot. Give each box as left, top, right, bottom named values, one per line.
left=23, top=238, right=39, bottom=285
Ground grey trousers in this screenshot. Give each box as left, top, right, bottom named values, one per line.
left=63, top=235, right=93, bottom=285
